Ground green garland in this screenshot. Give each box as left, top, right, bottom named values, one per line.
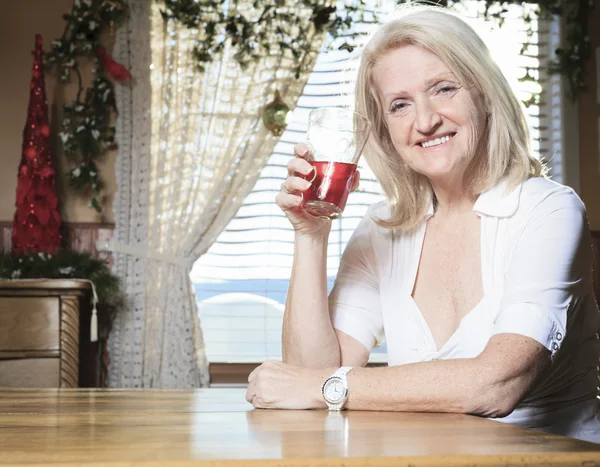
left=47, top=0, right=593, bottom=211
left=160, top=0, right=370, bottom=79
left=46, top=0, right=128, bottom=213
left=478, top=0, right=594, bottom=101
left=161, top=0, right=594, bottom=101
left=0, top=250, right=124, bottom=339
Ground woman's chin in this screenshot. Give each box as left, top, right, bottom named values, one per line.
left=415, top=164, right=462, bottom=181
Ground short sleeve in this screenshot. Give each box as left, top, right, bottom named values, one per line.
left=492, top=187, right=592, bottom=357
left=329, top=206, right=384, bottom=351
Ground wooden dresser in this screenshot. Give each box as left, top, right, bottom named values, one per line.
left=0, top=280, right=99, bottom=388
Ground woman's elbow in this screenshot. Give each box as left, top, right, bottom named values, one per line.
left=480, top=397, right=519, bottom=419
left=468, top=383, right=522, bottom=418
left=467, top=339, right=550, bottom=418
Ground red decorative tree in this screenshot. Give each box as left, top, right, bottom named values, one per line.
left=12, top=34, right=62, bottom=254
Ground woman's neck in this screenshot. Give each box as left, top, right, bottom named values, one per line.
left=430, top=177, right=476, bottom=217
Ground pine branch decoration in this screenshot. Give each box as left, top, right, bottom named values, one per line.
left=161, top=0, right=593, bottom=100
left=46, top=0, right=128, bottom=213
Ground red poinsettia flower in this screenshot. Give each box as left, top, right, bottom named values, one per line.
left=96, top=46, right=132, bottom=82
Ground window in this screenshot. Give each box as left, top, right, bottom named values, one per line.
left=190, top=1, right=564, bottom=364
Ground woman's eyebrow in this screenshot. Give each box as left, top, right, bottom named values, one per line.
left=424, top=72, right=457, bottom=88
left=381, top=72, right=457, bottom=102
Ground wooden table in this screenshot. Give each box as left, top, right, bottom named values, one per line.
left=0, top=388, right=599, bottom=466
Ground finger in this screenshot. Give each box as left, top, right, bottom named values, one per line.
left=282, top=176, right=311, bottom=195
left=275, top=191, right=303, bottom=211
left=262, top=360, right=281, bottom=368
left=294, top=143, right=311, bottom=159
left=251, top=393, right=275, bottom=410
left=350, top=169, right=361, bottom=192
left=252, top=396, right=265, bottom=409
left=248, top=364, right=261, bottom=383
left=245, top=383, right=256, bottom=403
left=288, top=157, right=315, bottom=178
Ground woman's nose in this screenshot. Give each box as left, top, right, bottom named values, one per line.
left=414, top=100, right=442, bottom=133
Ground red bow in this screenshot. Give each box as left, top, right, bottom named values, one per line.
left=96, top=46, right=132, bottom=82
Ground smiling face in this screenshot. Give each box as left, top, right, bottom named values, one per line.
left=373, top=45, right=487, bottom=185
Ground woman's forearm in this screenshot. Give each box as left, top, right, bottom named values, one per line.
left=345, top=358, right=492, bottom=415
left=342, top=339, right=548, bottom=417
left=282, top=234, right=341, bottom=368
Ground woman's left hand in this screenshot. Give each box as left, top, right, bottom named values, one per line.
left=245, top=361, right=331, bottom=410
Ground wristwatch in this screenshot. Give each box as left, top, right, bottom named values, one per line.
left=322, top=366, right=352, bottom=411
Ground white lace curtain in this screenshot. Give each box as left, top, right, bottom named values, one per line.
left=106, top=0, right=327, bottom=387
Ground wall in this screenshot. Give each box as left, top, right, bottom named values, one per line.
left=579, top=6, right=600, bottom=230
left=0, top=0, right=116, bottom=224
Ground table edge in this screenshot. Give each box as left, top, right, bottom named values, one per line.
left=3, top=452, right=600, bottom=467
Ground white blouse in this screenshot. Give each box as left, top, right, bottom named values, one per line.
left=330, top=177, right=600, bottom=442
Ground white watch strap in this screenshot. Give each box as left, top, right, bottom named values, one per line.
left=333, top=366, right=352, bottom=380
left=324, top=366, right=352, bottom=410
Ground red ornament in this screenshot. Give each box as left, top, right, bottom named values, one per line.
left=40, top=124, right=50, bottom=138
left=24, top=146, right=38, bottom=161
left=11, top=34, right=62, bottom=254
left=96, top=46, right=132, bottom=82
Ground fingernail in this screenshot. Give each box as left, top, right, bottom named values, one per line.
left=299, top=149, right=309, bottom=157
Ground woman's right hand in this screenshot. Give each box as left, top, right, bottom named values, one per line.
left=276, top=144, right=359, bottom=238
left=276, top=144, right=330, bottom=238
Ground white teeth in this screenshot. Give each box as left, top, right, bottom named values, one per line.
left=421, top=134, right=452, bottom=148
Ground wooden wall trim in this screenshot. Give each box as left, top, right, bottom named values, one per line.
left=0, top=221, right=114, bottom=257
left=209, top=362, right=387, bottom=386
left=0, top=221, right=115, bottom=229
left=209, top=363, right=258, bottom=385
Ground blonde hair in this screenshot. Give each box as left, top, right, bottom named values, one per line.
left=355, top=5, right=544, bottom=231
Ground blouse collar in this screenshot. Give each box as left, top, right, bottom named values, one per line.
left=423, top=179, right=523, bottom=220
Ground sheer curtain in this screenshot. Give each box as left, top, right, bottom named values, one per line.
left=105, top=0, right=327, bottom=387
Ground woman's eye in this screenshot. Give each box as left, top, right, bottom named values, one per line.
left=438, top=85, right=458, bottom=95
left=389, top=101, right=408, bottom=113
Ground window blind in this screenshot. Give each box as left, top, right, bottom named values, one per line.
left=190, top=1, right=563, bottom=363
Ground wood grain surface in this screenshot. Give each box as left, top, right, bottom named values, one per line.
left=0, top=359, right=59, bottom=387
left=0, top=388, right=598, bottom=466
left=0, top=297, right=59, bottom=351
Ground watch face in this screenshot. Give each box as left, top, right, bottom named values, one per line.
left=324, top=377, right=347, bottom=403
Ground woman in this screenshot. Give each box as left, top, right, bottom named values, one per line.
left=245, top=6, right=600, bottom=442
